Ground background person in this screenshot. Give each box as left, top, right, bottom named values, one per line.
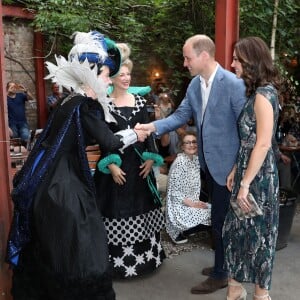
left=153, top=93, right=175, bottom=158
left=223, top=36, right=281, bottom=300
left=156, top=92, right=174, bottom=119
left=165, top=131, right=211, bottom=244
left=94, top=43, right=165, bottom=279
left=46, top=82, right=69, bottom=112
left=149, top=81, right=167, bottom=105
left=160, top=118, right=197, bottom=159
left=277, top=151, right=292, bottom=189
left=136, top=34, right=246, bottom=294
left=7, top=81, right=34, bottom=146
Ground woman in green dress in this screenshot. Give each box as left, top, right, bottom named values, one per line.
left=223, top=37, right=281, bottom=300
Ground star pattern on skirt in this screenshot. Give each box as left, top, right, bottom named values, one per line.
left=113, top=256, right=124, bottom=267
left=125, top=265, right=137, bottom=277
left=123, top=246, right=134, bottom=256
left=111, top=233, right=163, bottom=277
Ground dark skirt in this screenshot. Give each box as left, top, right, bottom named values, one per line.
left=11, top=153, right=115, bottom=300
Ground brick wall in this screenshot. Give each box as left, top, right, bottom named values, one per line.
left=3, top=18, right=37, bottom=129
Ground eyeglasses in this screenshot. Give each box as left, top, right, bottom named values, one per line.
left=183, top=140, right=197, bottom=145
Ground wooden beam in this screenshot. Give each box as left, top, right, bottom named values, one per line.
left=33, top=32, right=48, bottom=128
left=2, top=5, right=34, bottom=19
left=215, top=0, right=239, bottom=70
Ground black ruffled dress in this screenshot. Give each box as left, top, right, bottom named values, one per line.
left=7, top=95, right=125, bottom=300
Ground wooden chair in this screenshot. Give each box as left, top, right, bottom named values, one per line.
left=10, top=138, right=28, bottom=175
left=86, top=144, right=101, bottom=174
left=10, top=138, right=22, bottom=154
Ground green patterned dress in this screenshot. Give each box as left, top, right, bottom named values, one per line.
left=223, top=85, right=279, bottom=290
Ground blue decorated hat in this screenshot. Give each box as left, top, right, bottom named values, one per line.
left=68, top=31, right=121, bottom=77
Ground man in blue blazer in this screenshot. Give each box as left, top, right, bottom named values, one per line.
left=136, top=34, right=246, bottom=294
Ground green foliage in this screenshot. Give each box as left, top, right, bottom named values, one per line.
left=8, top=0, right=215, bottom=100
left=240, top=0, right=300, bottom=58
left=145, top=0, right=215, bottom=88
left=4, top=0, right=299, bottom=98
left=240, top=0, right=300, bottom=95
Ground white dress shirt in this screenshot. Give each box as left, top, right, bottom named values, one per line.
left=200, top=64, right=219, bottom=122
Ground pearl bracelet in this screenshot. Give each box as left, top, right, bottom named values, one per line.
left=240, top=180, right=250, bottom=189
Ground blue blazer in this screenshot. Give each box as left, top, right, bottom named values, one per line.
left=154, top=65, right=246, bottom=185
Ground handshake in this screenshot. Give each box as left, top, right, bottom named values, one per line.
left=133, top=123, right=156, bottom=142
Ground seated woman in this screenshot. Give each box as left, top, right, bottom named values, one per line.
left=165, top=131, right=211, bottom=244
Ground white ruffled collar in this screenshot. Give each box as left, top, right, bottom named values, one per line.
left=45, top=55, right=116, bottom=123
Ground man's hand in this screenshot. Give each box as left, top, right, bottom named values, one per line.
left=134, top=122, right=156, bottom=136
left=134, top=128, right=148, bottom=142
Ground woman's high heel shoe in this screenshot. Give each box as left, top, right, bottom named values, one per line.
left=253, top=294, right=271, bottom=300
left=226, top=281, right=247, bottom=300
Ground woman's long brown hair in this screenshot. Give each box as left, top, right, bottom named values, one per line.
left=234, top=36, right=281, bottom=97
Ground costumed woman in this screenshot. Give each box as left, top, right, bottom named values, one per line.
left=223, top=36, right=281, bottom=300
left=94, top=43, right=165, bottom=278
left=6, top=31, right=147, bottom=300
left=165, top=131, right=211, bottom=244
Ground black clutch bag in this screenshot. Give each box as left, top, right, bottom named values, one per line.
left=230, top=192, right=263, bottom=220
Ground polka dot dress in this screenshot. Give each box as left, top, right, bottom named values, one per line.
left=165, top=153, right=211, bottom=241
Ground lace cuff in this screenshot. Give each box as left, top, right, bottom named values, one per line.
left=115, top=129, right=137, bottom=152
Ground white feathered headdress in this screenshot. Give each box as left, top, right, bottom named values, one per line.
left=44, top=31, right=117, bottom=123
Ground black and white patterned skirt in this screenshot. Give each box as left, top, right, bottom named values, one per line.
left=103, top=208, right=165, bottom=278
